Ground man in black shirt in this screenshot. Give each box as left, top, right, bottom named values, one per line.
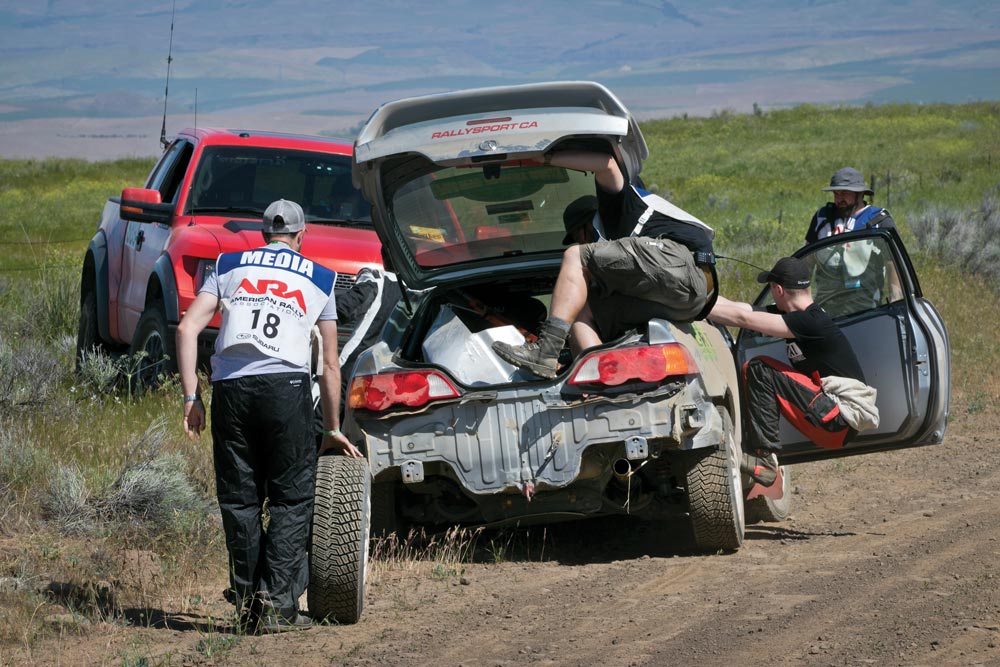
left=709, top=257, right=870, bottom=487
left=493, top=150, right=716, bottom=379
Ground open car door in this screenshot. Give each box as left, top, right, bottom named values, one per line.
left=735, top=227, right=950, bottom=464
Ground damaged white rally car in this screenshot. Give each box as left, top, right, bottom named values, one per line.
left=306, top=81, right=950, bottom=624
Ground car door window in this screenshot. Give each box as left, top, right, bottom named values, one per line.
left=736, top=229, right=949, bottom=463
left=806, top=235, right=903, bottom=318
left=147, top=140, right=193, bottom=204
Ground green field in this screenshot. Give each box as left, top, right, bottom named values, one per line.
left=0, top=101, right=997, bottom=650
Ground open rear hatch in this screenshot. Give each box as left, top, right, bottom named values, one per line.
left=351, top=81, right=648, bottom=292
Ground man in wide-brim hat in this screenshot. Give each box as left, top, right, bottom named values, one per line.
left=803, top=166, right=902, bottom=310
left=805, top=167, right=893, bottom=242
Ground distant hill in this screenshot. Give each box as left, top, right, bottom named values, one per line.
left=0, top=0, right=997, bottom=159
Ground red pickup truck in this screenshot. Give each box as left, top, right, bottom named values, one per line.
left=76, top=127, right=382, bottom=386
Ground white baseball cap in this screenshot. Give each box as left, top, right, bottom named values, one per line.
left=262, top=199, right=306, bottom=233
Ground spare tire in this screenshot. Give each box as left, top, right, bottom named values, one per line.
left=308, top=455, right=371, bottom=624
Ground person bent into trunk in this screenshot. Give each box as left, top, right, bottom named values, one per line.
left=493, top=150, right=717, bottom=379
left=708, top=257, right=879, bottom=486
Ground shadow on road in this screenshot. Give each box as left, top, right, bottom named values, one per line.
left=120, top=607, right=230, bottom=633
left=744, top=524, right=857, bottom=541
left=370, top=515, right=711, bottom=568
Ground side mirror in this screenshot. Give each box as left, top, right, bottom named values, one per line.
left=119, top=187, right=173, bottom=224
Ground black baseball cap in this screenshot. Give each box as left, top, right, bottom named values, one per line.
left=756, top=257, right=811, bottom=289
left=562, top=195, right=597, bottom=245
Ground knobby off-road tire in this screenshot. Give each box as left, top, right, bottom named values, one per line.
left=130, top=302, right=177, bottom=391
left=745, top=464, right=792, bottom=524
left=685, top=407, right=745, bottom=552
left=309, top=455, right=371, bottom=624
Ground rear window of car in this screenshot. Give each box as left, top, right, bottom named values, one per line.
left=388, top=162, right=595, bottom=267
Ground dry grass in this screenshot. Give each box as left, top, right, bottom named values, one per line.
left=368, top=526, right=485, bottom=582
left=367, top=523, right=555, bottom=590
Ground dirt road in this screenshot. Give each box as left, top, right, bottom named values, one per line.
left=18, top=410, right=1000, bottom=667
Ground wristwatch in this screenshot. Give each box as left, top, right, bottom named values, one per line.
left=183, top=394, right=201, bottom=403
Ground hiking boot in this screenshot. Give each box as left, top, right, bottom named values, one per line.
left=260, top=611, right=313, bottom=634
left=492, top=319, right=569, bottom=379
left=741, top=450, right=779, bottom=487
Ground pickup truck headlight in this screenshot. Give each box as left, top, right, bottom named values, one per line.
left=195, top=259, right=216, bottom=291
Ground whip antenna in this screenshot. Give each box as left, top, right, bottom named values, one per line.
left=716, top=254, right=770, bottom=274
left=159, top=0, right=177, bottom=149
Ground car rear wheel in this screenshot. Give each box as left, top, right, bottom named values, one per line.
left=130, top=302, right=176, bottom=391
left=685, top=407, right=745, bottom=552
left=309, top=455, right=370, bottom=624
left=745, top=465, right=792, bottom=524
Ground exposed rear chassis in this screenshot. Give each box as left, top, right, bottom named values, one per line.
left=348, top=374, right=726, bottom=524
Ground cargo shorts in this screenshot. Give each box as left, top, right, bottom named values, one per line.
left=579, top=236, right=708, bottom=339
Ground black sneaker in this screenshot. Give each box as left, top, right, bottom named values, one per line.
left=260, top=612, right=313, bottom=634
left=741, top=450, right=778, bottom=487
left=235, top=607, right=261, bottom=635
left=223, top=587, right=239, bottom=606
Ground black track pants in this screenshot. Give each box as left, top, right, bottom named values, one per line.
left=743, top=356, right=852, bottom=451
left=211, top=372, right=315, bottom=617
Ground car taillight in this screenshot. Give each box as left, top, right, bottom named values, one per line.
left=348, top=370, right=460, bottom=411
left=567, top=343, right=698, bottom=386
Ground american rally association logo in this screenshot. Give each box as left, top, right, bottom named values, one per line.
left=235, top=279, right=306, bottom=313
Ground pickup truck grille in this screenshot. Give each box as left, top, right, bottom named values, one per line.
left=335, top=272, right=357, bottom=291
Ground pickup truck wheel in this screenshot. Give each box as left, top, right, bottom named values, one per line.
left=75, top=288, right=104, bottom=374
left=309, top=455, right=370, bottom=624
left=131, top=303, right=176, bottom=391
left=745, top=465, right=792, bottom=523
left=685, top=407, right=745, bottom=552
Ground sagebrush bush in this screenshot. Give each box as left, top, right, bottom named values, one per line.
left=43, top=463, right=97, bottom=535
left=76, top=349, right=121, bottom=396
left=0, top=334, right=67, bottom=418
left=76, top=348, right=177, bottom=400
left=41, top=418, right=212, bottom=539
left=909, top=186, right=1000, bottom=287
left=0, top=423, right=44, bottom=483
left=99, top=418, right=209, bottom=534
